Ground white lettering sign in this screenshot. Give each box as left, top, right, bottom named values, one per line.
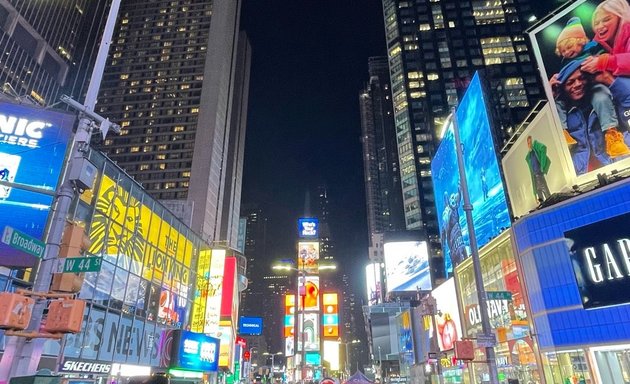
left=62, top=359, right=112, bottom=374
left=0, top=114, right=51, bottom=148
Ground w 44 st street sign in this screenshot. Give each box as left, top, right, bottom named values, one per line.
left=58, top=256, right=103, bottom=273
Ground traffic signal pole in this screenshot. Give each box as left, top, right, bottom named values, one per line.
left=0, top=0, right=121, bottom=379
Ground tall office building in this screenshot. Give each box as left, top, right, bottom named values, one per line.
left=0, top=0, right=110, bottom=105
left=359, top=57, right=406, bottom=249
left=95, top=0, right=250, bottom=245
left=381, top=0, right=544, bottom=273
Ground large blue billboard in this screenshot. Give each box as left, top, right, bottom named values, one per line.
left=431, top=72, right=511, bottom=275
left=0, top=102, right=74, bottom=267
left=172, top=330, right=220, bottom=372
left=298, top=217, right=319, bottom=238
left=239, top=316, right=263, bottom=335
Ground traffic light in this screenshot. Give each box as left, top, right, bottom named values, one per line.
left=51, top=222, right=91, bottom=292
left=0, top=292, right=34, bottom=330
left=43, top=299, right=86, bottom=333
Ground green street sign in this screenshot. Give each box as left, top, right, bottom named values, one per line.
left=61, top=256, right=103, bottom=273
left=487, top=291, right=512, bottom=301
left=1, top=226, right=45, bottom=258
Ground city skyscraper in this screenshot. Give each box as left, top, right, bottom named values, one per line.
left=0, top=0, right=110, bottom=105
left=359, top=56, right=406, bottom=248
left=95, top=0, right=250, bottom=245
left=381, top=0, right=544, bottom=274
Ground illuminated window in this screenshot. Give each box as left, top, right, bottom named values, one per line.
left=190, top=107, right=199, bottom=113
left=419, top=23, right=431, bottom=31
left=427, top=73, right=439, bottom=81
left=120, top=74, right=129, bottom=80
left=388, top=44, right=402, bottom=58
left=472, top=0, right=506, bottom=24
left=140, top=164, right=150, bottom=171
left=503, top=77, right=529, bottom=107
left=481, top=36, right=516, bottom=65
left=130, top=147, right=140, bottom=153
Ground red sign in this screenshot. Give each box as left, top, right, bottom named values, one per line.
left=454, top=340, right=474, bottom=361
left=244, top=351, right=251, bottom=361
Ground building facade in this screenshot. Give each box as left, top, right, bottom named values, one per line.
left=380, top=0, right=544, bottom=269
left=95, top=0, right=250, bottom=245
left=0, top=0, right=109, bottom=105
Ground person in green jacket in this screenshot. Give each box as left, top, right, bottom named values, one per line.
left=525, top=135, right=552, bottom=202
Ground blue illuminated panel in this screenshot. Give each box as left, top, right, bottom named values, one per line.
left=513, top=178, right=630, bottom=348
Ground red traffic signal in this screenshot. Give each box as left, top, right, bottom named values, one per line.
left=244, top=351, right=251, bottom=361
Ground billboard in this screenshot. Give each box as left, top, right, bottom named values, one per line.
left=528, top=0, right=630, bottom=180
left=302, top=275, right=320, bottom=310
left=0, top=102, right=74, bottom=267
left=366, top=263, right=383, bottom=306
left=298, top=218, right=319, bottom=238
left=322, top=293, right=339, bottom=338
left=300, top=313, right=320, bottom=352
left=239, top=316, right=263, bottom=336
left=322, top=340, right=340, bottom=371
left=298, top=241, right=319, bottom=273
left=502, top=104, right=574, bottom=217
left=397, top=310, right=414, bottom=367
left=431, top=72, right=511, bottom=275
left=204, top=249, right=226, bottom=334
left=565, top=211, right=630, bottom=310
left=284, top=294, right=295, bottom=338
left=171, top=330, right=219, bottom=372
left=383, top=241, right=431, bottom=293
left=431, top=278, right=463, bottom=351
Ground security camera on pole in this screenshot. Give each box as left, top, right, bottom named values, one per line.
left=0, top=0, right=122, bottom=379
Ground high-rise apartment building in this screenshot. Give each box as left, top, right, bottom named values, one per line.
left=359, top=56, right=406, bottom=249
left=95, top=0, right=250, bottom=245
left=0, top=0, right=109, bottom=105
left=381, top=0, right=544, bottom=273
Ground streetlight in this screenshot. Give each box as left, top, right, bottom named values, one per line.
left=341, top=339, right=360, bottom=378
left=263, top=351, right=283, bottom=381
left=442, top=108, right=499, bottom=384
left=247, top=347, right=259, bottom=382
left=272, top=263, right=337, bottom=383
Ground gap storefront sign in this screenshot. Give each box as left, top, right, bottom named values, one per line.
left=513, top=177, right=630, bottom=384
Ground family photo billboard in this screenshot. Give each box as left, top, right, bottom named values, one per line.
left=527, top=0, right=630, bottom=181
left=502, top=103, right=574, bottom=217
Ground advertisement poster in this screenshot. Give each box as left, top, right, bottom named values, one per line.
left=172, top=330, right=219, bottom=372
left=397, top=310, right=414, bottom=367
left=383, top=240, right=432, bottom=293
left=431, top=278, right=463, bottom=351
left=0, top=102, right=74, bottom=267
left=502, top=104, right=574, bottom=217
left=298, top=241, right=319, bottom=273
left=528, top=0, right=630, bottom=178
left=301, top=313, right=320, bottom=352
left=302, top=276, right=320, bottom=310
left=431, top=72, right=511, bottom=275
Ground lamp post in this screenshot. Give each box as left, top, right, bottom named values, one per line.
left=247, top=347, right=259, bottom=382
left=272, top=263, right=336, bottom=384
left=443, top=108, right=499, bottom=384
left=263, top=351, right=283, bottom=382
left=341, top=339, right=360, bottom=379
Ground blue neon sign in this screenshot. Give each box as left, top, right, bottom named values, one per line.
left=0, top=102, right=74, bottom=267
left=298, top=218, right=319, bottom=238
left=239, top=316, right=263, bottom=335
left=174, top=330, right=220, bottom=372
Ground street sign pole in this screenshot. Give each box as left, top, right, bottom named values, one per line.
left=0, top=0, right=122, bottom=379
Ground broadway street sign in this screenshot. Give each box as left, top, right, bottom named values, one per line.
left=1, top=226, right=45, bottom=258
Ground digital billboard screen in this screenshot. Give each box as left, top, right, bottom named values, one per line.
left=298, top=241, right=319, bottom=273
left=528, top=0, right=630, bottom=179
left=431, top=72, right=511, bottom=275
left=366, top=263, right=383, bottom=306
left=502, top=103, right=574, bottom=217
left=0, top=102, right=74, bottom=267
left=431, top=278, right=463, bottom=351
left=383, top=240, right=431, bottom=293
left=298, top=218, right=319, bottom=238
left=172, top=330, right=219, bottom=372
left=239, top=316, right=263, bottom=336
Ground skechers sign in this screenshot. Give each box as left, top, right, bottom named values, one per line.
left=0, top=103, right=73, bottom=267
left=239, top=316, right=263, bottom=335
left=61, top=358, right=112, bottom=374
left=298, top=218, right=319, bottom=238
left=171, top=330, right=219, bottom=372
left=565, top=212, right=630, bottom=310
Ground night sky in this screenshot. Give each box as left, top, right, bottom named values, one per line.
left=240, top=0, right=386, bottom=281
left=239, top=0, right=557, bottom=285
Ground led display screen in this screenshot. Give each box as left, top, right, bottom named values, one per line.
left=0, top=102, right=74, bottom=267
left=172, top=330, right=219, bottom=372
left=239, top=316, right=263, bottom=336
left=528, top=0, right=630, bottom=179
left=565, top=212, right=630, bottom=310
left=397, top=310, right=414, bottom=367
left=299, top=313, right=320, bottom=352
left=431, top=72, right=511, bottom=275
left=431, top=278, right=463, bottom=351
left=298, top=218, right=319, bottom=238
left=502, top=104, right=574, bottom=217
left=298, top=241, right=319, bottom=273
left=302, top=276, right=319, bottom=310
left=383, top=241, right=431, bottom=293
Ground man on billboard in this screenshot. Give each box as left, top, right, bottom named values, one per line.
left=440, top=189, right=467, bottom=268
left=525, top=136, right=552, bottom=202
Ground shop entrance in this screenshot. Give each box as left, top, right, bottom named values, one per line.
left=593, top=347, right=630, bottom=383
